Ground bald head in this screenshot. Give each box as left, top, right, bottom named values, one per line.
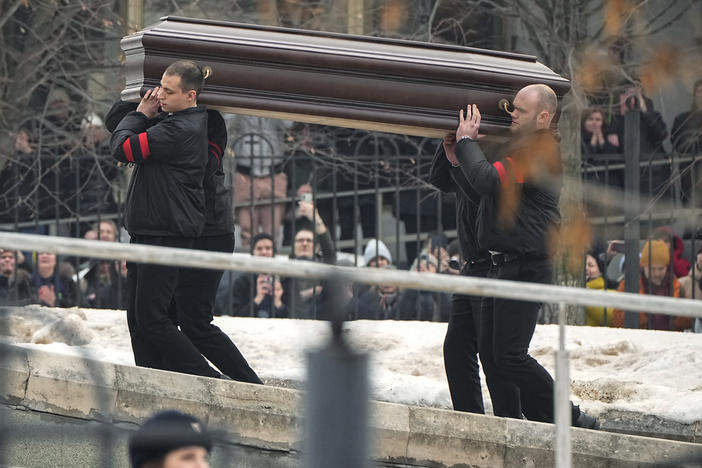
left=509, top=84, right=558, bottom=134
left=524, top=84, right=557, bottom=114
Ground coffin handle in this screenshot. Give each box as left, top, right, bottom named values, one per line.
left=498, top=98, right=512, bottom=114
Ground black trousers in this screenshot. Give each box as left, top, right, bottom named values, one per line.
left=480, top=257, right=580, bottom=423
left=126, top=235, right=220, bottom=377
left=443, top=262, right=489, bottom=414
left=172, top=233, right=262, bottom=384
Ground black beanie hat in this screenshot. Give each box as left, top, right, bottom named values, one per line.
left=128, top=410, right=212, bottom=468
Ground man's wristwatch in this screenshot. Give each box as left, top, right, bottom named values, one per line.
left=459, top=135, right=473, bottom=142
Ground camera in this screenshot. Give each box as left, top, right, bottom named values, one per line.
left=300, top=192, right=313, bottom=203
left=448, top=258, right=461, bottom=271
left=625, top=95, right=639, bottom=111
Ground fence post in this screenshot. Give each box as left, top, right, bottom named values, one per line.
left=303, top=275, right=370, bottom=468
left=623, top=109, right=641, bottom=328
left=554, top=301, right=571, bottom=468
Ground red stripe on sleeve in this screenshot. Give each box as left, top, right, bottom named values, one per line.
left=493, top=161, right=507, bottom=187
left=139, top=132, right=150, bottom=160
left=122, top=139, right=134, bottom=163
left=505, top=157, right=524, bottom=183
left=208, top=140, right=222, bottom=156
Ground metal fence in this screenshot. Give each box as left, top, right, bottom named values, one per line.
left=2, top=232, right=702, bottom=468
left=1, top=113, right=700, bottom=324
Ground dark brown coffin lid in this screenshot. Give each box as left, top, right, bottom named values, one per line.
left=121, top=16, right=570, bottom=138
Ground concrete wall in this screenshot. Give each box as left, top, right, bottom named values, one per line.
left=1, top=342, right=701, bottom=468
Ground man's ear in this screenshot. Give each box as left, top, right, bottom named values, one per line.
left=187, top=89, right=197, bottom=102
left=537, top=110, right=550, bottom=127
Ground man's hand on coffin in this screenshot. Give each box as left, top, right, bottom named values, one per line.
left=456, top=104, right=481, bottom=141
left=137, top=87, right=161, bottom=118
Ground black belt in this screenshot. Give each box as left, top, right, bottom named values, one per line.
left=490, top=252, right=522, bottom=266
left=490, top=252, right=547, bottom=266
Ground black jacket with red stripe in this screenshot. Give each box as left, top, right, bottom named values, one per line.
left=106, top=101, right=234, bottom=236
left=455, top=130, right=562, bottom=257
left=109, top=106, right=207, bottom=237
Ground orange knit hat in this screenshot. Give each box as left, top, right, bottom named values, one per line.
left=640, top=240, right=669, bottom=267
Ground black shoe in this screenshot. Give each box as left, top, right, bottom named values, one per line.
left=218, top=373, right=234, bottom=381
left=573, top=410, right=600, bottom=430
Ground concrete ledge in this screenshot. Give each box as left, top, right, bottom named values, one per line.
left=1, top=342, right=701, bottom=467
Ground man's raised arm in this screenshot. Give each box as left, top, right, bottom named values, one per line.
left=454, top=104, right=501, bottom=195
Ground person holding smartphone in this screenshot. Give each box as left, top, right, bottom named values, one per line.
left=229, top=233, right=287, bottom=318
left=284, top=190, right=336, bottom=319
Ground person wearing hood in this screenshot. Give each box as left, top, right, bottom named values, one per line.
left=584, top=249, right=614, bottom=327
left=612, top=240, right=692, bottom=331
left=650, top=226, right=690, bottom=278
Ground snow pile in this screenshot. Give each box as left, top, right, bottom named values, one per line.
left=1, top=307, right=701, bottom=425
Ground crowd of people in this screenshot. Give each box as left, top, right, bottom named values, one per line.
left=2, top=60, right=702, bottom=445
left=1, top=76, right=699, bottom=330
left=581, top=80, right=702, bottom=205
left=0, top=220, right=128, bottom=309
left=585, top=226, right=701, bottom=332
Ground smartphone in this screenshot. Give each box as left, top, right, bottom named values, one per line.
left=610, top=242, right=625, bottom=253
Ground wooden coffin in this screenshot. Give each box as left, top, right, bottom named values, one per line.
left=121, top=16, right=570, bottom=138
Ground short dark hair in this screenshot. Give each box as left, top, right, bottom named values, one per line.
left=164, top=60, right=205, bottom=96
left=251, top=233, right=275, bottom=255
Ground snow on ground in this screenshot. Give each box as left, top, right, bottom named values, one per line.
left=1, top=306, right=701, bottom=425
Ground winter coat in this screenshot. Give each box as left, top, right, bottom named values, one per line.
left=106, top=101, right=234, bottom=236
left=611, top=97, right=668, bottom=155
left=80, top=261, right=126, bottom=310
left=392, top=288, right=451, bottom=322
left=671, top=110, right=702, bottom=154
left=284, top=229, right=336, bottom=319
left=0, top=269, right=33, bottom=306
left=109, top=106, right=208, bottom=237
left=581, top=130, right=621, bottom=157
left=346, top=283, right=399, bottom=320
left=612, top=273, right=692, bottom=331
left=455, top=130, right=562, bottom=257
left=31, top=270, right=76, bottom=308
left=585, top=276, right=614, bottom=327
left=229, top=273, right=287, bottom=318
